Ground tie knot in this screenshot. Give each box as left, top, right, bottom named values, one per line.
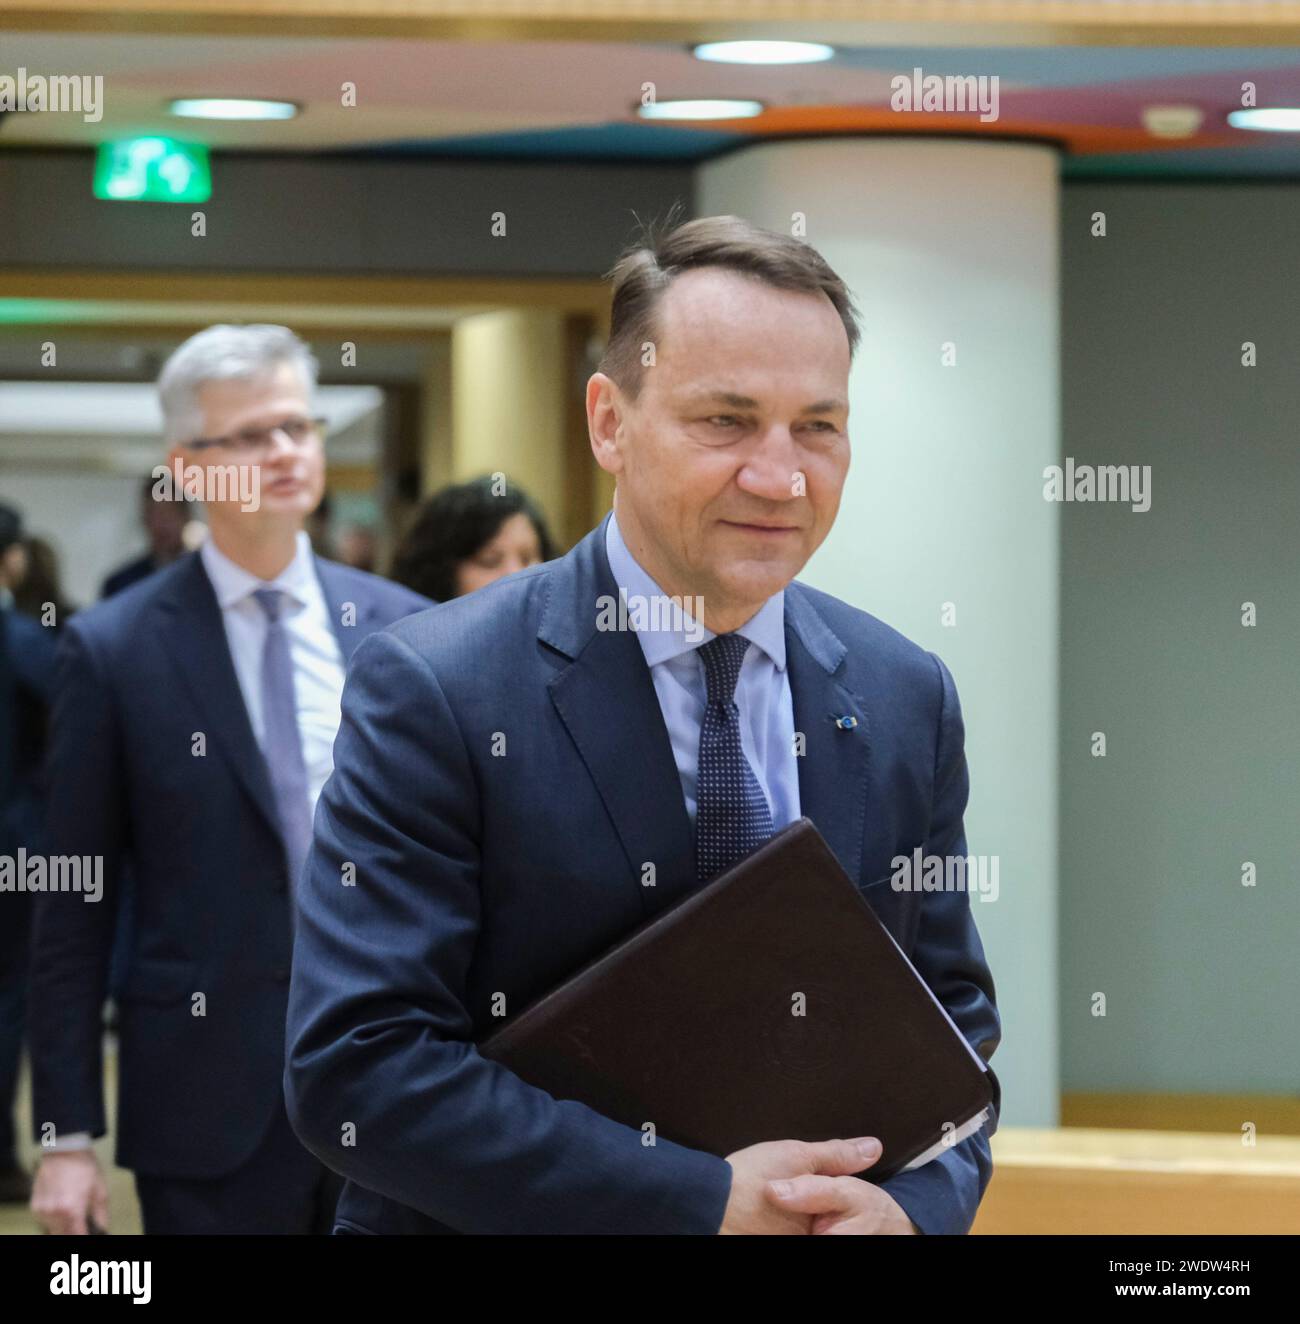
left=252, top=587, right=286, bottom=623
left=697, top=633, right=751, bottom=707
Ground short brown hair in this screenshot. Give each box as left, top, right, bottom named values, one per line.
left=598, top=209, right=861, bottom=398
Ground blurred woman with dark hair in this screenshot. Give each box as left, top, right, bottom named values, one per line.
left=391, top=475, right=556, bottom=602
left=15, top=536, right=77, bottom=625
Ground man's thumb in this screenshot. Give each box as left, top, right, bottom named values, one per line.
left=805, top=1136, right=882, bottom=1175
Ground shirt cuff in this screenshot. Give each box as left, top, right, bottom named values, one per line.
left=43, top=1131, right=95, bottom=1153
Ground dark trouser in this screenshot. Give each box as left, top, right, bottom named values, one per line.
left=0, top=889, right=31, bottom=1167
left=134, top=1102, right=343, bottom=1234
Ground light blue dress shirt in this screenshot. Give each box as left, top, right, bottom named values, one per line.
left=199, top=529, right=345, bottom=820
left=604, top=510, right=801, bottom=829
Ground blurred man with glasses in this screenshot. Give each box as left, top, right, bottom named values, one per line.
left=27, top=325, right=429, bottom=1234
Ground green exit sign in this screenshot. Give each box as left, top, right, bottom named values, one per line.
left=94, top=138, right=211, bottom=203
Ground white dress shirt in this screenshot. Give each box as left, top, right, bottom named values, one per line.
left=199, top=530, right=346, bottom=818
left=604, top=510, right=801, bottom=828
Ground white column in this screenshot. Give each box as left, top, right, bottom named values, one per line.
left=698, top=139, right=1060, bottom=1127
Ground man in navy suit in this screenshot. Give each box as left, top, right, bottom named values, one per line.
left=286, top=216, right=1001, bottom=1235
left=0, top=504, right=59, bottom=1203
left=27, top=325, right=428, bottom=1234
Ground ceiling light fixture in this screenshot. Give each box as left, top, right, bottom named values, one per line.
left=692, top=41, right=834, bottom=65
left=168, top=98, right=298, bottom=121
left=1141, top=105, right=1204, bottom=139
left=637, top=98, right=763, bottom=121
left=1227, top=107, right=1300, bottom=132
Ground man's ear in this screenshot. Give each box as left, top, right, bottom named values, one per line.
left=586, top=372, right=627, bottom=478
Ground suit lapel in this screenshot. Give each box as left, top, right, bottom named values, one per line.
left=541, top=527, right=874, bottom=903
left=314, top=556, right=378, bottom=665
left=785, top=583, right=872, bottom=885
left=156, top=552, right=283, bottom=845
left=541, top=521, right=695, bottom=917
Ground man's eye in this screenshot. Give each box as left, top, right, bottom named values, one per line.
left=708, top=416, right=741, bottom=428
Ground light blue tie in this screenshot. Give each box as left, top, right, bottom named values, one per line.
left=695, top=633, right=775, bottom=881
left=252, top=588, right=313, bottom=900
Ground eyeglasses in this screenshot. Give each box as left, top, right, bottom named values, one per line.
left=184, top=415, right=327, bottom=454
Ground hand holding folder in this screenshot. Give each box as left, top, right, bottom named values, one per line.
left=480, top=818, right=993, bottom=1181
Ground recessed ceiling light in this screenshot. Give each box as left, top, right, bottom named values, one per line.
left=1227, top=107, right=1300, bottom=132
left=1141, top=105, right=1204, bottom=139
left=637, top=98, right=764, bottom=121
left=168, top=98, right=298, bottom=121
left=692, top=41, right=834, bottom=65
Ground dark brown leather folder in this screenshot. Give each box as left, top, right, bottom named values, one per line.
left=478, top=817, right=994, bottom=1181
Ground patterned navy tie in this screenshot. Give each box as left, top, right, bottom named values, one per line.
left=253, top=588, right=313, bottom=902
left=695, top=633, right=775, bottom=881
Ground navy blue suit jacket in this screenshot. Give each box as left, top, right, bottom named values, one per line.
left=1, top=606, right=59, bottom=972
left=285, top=519, right=1001, bottom=1235
left=1, top=605, right=58, bottom=853
left=28, top=550, right=428, bottom=1177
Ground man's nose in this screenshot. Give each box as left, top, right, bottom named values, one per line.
left=263, top=426, right=298, bottom=459
left=737, top=426, right=801, bottom=500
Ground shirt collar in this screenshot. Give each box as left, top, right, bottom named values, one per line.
left=604, top=510, right=786, bottom=671
left=199, top=529, right=316, bottom=611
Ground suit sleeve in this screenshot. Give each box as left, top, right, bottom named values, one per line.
left=284, top=628, right=734, bottom=1234
left=9, top=614, right=59, bottom=702
left=875, top=651, right=1002, bottom=1235
left=27, top=622, right=125, bottom=1143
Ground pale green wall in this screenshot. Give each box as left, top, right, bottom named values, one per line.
left=1059, top=182, right=1300, bottom=1091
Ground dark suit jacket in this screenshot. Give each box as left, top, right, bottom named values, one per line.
left=1, top=605, right=59, bottom=969
left=28, top=550, right=428, bottom=1178
left=285, top=517, right=1001, bottom=1235
left=101, top=553, right=160, bottom=600
left=0, top=604, right=57, bottom=848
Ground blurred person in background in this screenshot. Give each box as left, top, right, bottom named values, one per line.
left=27, top=324, right=428, bottom=1236
left=335, top=524, right=377, bottom=575
left=100, top=474, right=193, bottom=599
left=390, top=474, right=556, bottom=602
left=304, top=491, right=335, bottom=561
left=15, top=536, right=77, bottom=625
left=0, top=503, right=58, bottom=1203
